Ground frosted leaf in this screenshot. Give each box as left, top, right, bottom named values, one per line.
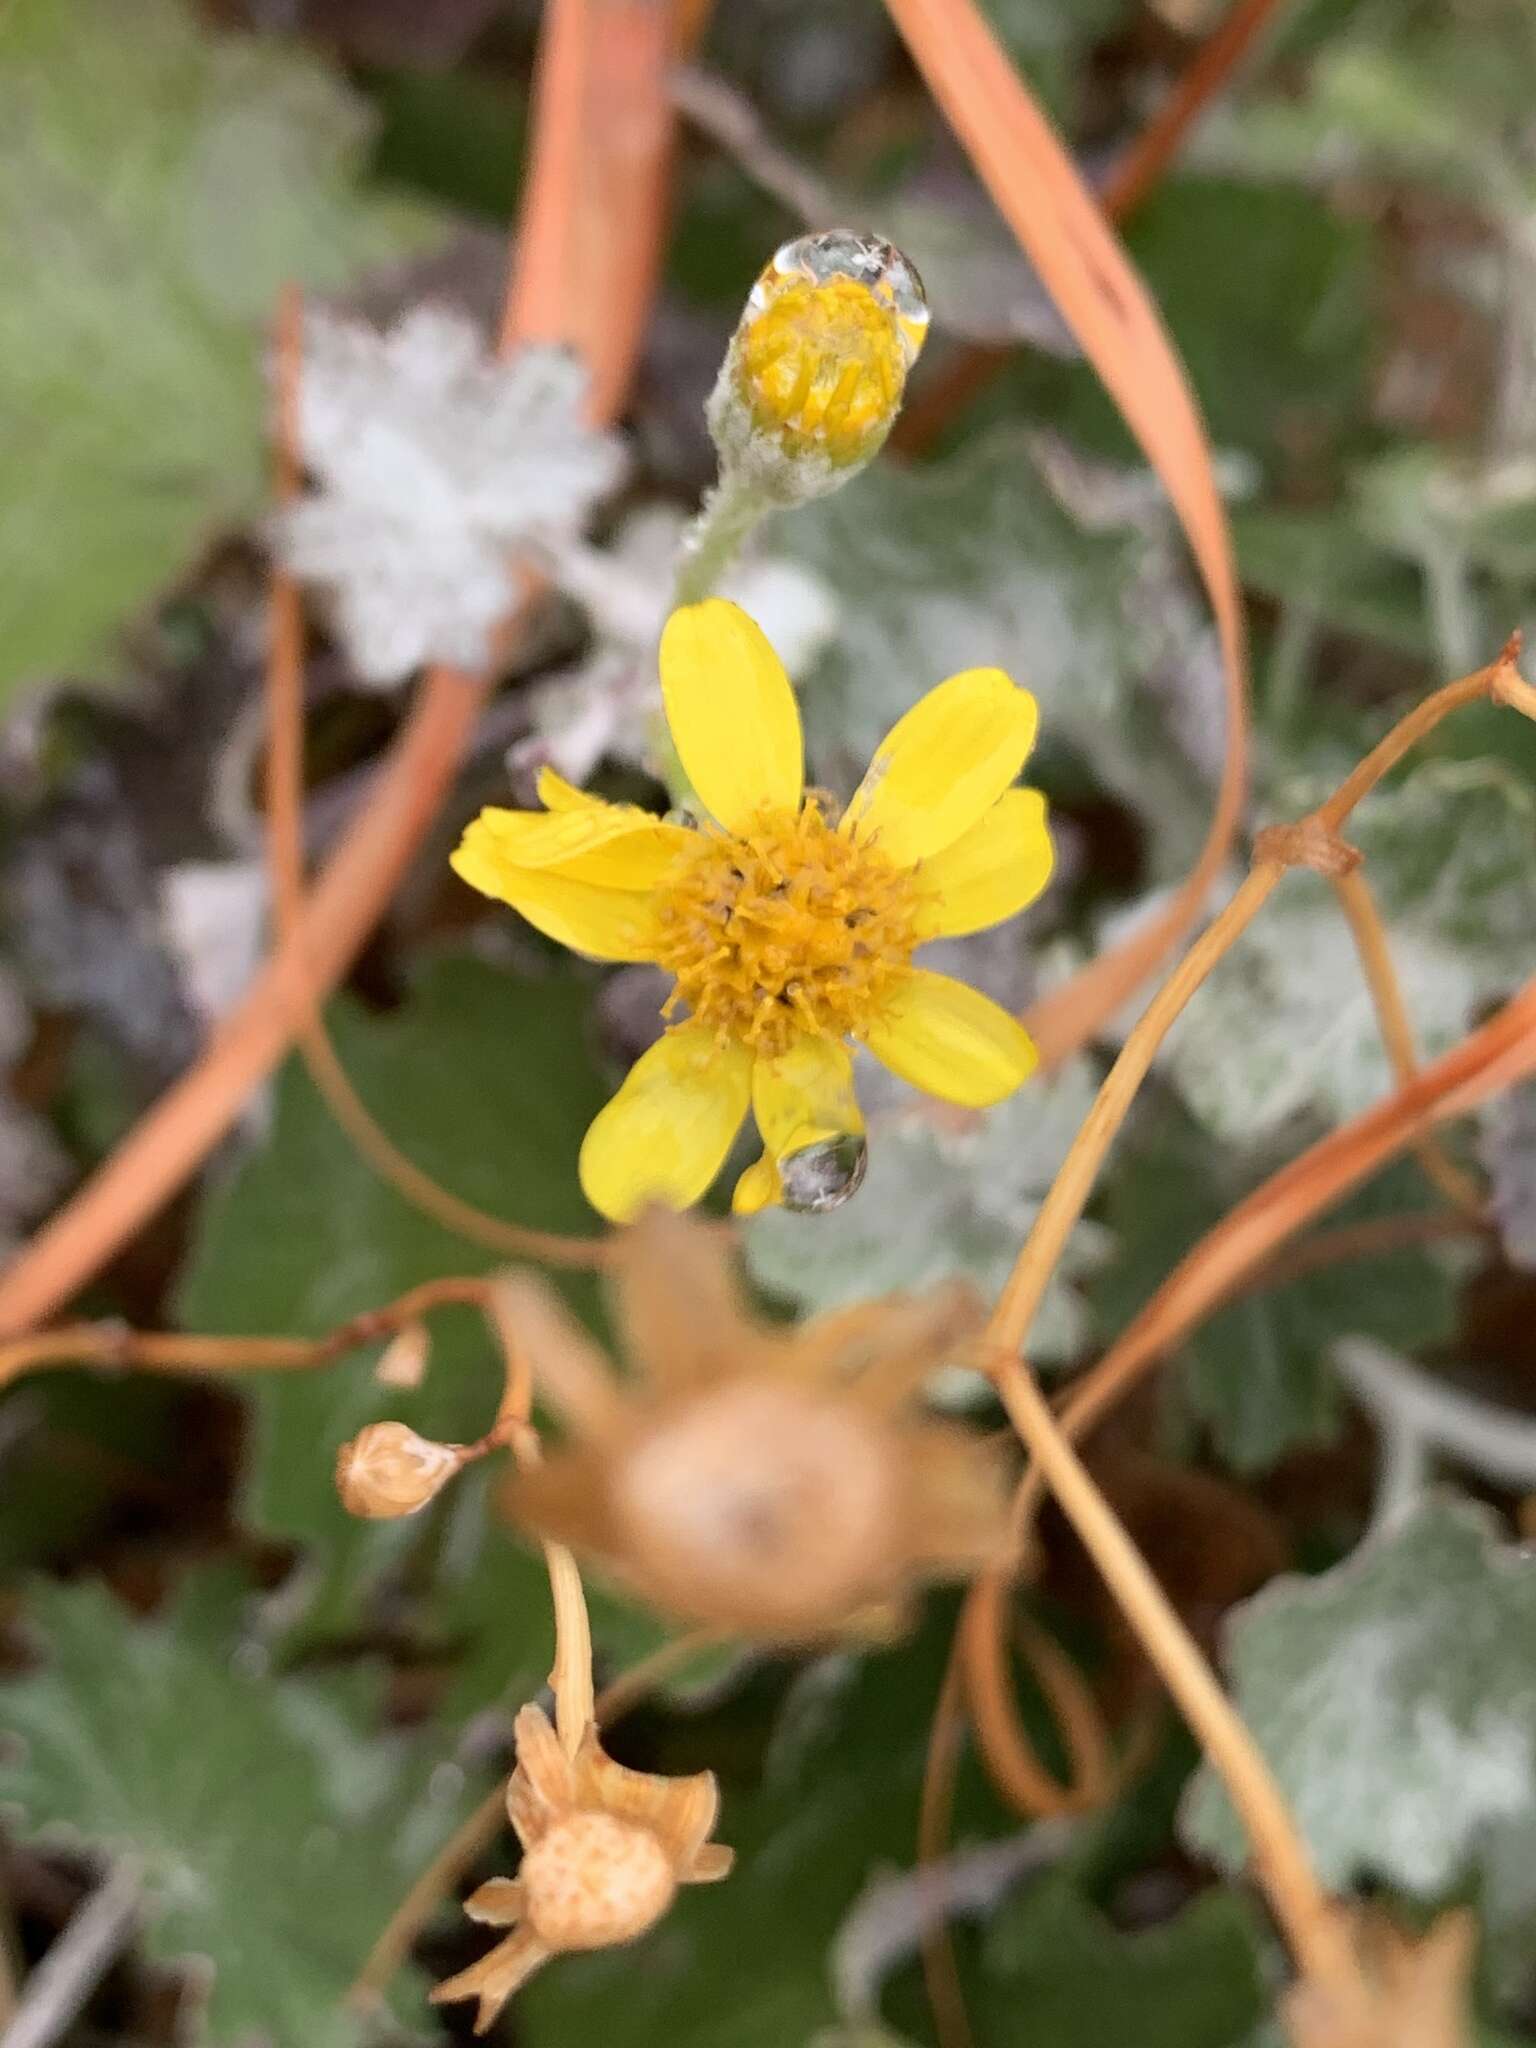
left=276, top=307, right=626, bottom=687
left=1182, top=1495, right=1536, bottom=1901
left=1160, top=757, right=1536, bottom=1142
left=745, top=1059, right=1108, bottom=1368
left=1481, top=1080, right=1536, bottom=1273
left=158, top=858, right=268, bottom=1027
left=521, top=504, right=837, bottom=784
left=770, top=425, right=1217, bottom=882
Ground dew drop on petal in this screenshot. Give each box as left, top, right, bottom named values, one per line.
left=779, top=1131, right=868, bottom=1213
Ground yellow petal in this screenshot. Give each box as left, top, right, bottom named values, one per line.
left=752, top=1036, right=864, bottom=1156
left=458, top=801, right=690, bottom=889
left=862, top=968, right=1038, bottom=1107
left=659, top=599, right=803, bottom=831
left=732, top=1153, right=783, bottom=1215
left=579, top=1023, right=752, bottom=1222
left=913, top=787, right=1054, bottom=937
left=536, top=766, right=605, bottom=812
left=450, top=842, right=657, bottom=960
left=841, top=668, right=1039, bottom=867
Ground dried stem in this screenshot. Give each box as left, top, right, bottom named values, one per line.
left=1330, top=866, right=1485, bottom=1216
left=973, top=641, right=1533, bottom=1981
left=879, top=0, right=1252, bottom=1076
left=986, top=1350, right=1356, bottom=1985
left=1098, top=0, right=1290, bottom=221
left=0, top=1276, right=494, bottom=1395
left=0, top=1859, right=142, bottom=2048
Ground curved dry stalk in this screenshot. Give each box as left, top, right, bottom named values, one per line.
left=0, top=1276, right=494, bottom=1395
left=958, top=1578, right=1113, bottom=1818
left=882, top=0, right=1251, bottom=1076
left=1330, top=866, right=1485, bottom=1216
left=969, top=641, right=1534, bottom=1984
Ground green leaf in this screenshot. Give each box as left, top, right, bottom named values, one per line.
left=745, top=1059, right=1109, bottom=1368
left=0, top=0, right=441, bottom=708
left=1182, top=1496, right=1536, bottom=1904
left=176, top=954, right=610, bottom=1630
left=976, top=1874, right=1267, bottom=2048
left=0, top=1572, right=483, bottom=2046
left=1090, top=1099, right=1463, bottom=1472
left=773, top=424, right=1214, bottom=882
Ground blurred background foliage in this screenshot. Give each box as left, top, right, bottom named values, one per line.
left=3, top=0, right=1536, bottom=2042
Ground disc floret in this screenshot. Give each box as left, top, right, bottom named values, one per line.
left=652, top=799, right=919, bottom=1060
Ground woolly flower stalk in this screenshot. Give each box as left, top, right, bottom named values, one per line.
left=432, top=1700, right=732, bottom=2033
left=452, top=599, right=1053, bottom=1221
left=275, top=306, right=624, bottom=686
left=495, top=1209, right=1012, bottom=1640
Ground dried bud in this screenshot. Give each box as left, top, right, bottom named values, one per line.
left=432, top=1703, right=731, bottom=2031
left=373, top=1320, right=429, bottom=1390
left=335, top=1420, right=463, bottom=1519
left=706, top=231, right=928, bottom=508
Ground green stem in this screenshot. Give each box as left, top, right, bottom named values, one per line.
left=672, top=471, right=770, bottom=607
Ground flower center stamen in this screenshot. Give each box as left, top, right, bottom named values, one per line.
left=652, top=801, right=918, bottom=1059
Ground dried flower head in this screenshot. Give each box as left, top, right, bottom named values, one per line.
left=452, top=597, right=1052, bottom=1221
left=1281, top=1909, right=1474, bottom=2048
left=498, top=1210, right=1011, bottom=1640
left=335, top=1420, right=464, bottom=1518
left=431, top=1701, right=732, bottom=2032
left=275, top=306, right=625, bottom=686
left=708, top=231, right=929, bottom=502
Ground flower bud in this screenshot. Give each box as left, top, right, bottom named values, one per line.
left=706, top=230, right=928, bottom=507
left=335, top=1420, right=463, bottom=1519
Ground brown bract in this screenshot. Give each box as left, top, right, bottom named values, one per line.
left=1282, top=1910, right=1474, bottom=2048
left=499, top=1209, right=1011, bottom=1640
left=432, top=1702, right=732, bottom=2033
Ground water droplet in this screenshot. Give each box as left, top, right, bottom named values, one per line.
left=779, top=1132, right=868, bottom=1213
left=756, top=230, right=929, bottom=367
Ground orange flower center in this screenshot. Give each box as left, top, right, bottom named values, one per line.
left=521, top=1812, right=677, bottom=1952
left=651, top=801, right=918, bottom=1060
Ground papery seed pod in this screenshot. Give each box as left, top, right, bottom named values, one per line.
left=335, top=1420, right=463, bottom=1519
left=706, top=230, right=928, bottom=507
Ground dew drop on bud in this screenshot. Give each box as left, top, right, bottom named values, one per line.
left=756, top=230, right=930, bottom=368
left=779, top=1132, right=868, bottom=1214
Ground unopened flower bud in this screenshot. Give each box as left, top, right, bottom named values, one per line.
left=335, top=1420, right=463, bottom=1518
left=706, top=230, right=928, bottom=508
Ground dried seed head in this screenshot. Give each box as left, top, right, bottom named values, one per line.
left=335, top=1420, right=463, bottom=1518
left=520, top=1812, right=678, bottom=1951
left=611, top=1378, right=899, bottom=1633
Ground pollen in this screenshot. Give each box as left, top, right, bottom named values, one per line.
left=652, top=801, right=919, bottom=1059
left=736, top=273, right=911, bottom=466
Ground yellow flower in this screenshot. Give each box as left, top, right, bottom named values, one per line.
left=733, top=231, right=928, bottom=471
left=452, top=597, right=1053, bottom=1222
left=431, top=1701, right=731, bottom=2033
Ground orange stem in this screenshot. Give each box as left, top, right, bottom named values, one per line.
left=880, top=0, right=1250, bottom=1072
